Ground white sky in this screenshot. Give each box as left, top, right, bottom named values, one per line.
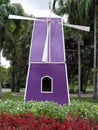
left=11, top=0, right=51, bottom=15
left=0, top=51, right=10, bottom=68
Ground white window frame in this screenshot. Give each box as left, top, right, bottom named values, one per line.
left=41, top=75, right=53, bottom=93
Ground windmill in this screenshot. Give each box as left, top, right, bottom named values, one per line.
left=8, top=0, right=90, bottom=104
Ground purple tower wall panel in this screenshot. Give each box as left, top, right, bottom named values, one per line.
left=30, top=19, right=47, bottom=62
left=25, top=63, right=69, bottom=105
left=30, top=18, right=64, bottom=62
left=51, top=19, right=64, bottom=62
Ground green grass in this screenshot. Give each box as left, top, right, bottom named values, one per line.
left=69, top=84, right=93, bottom=91
left=0, top=92, right=24, bottom=101
left=70, top=96, right=98, bottom=104
left=0, top=92, right=98, bottom=105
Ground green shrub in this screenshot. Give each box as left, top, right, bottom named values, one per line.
left=0, top=99, right=98, bottom=122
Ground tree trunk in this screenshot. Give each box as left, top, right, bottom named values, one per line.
left=15, top=79, right=20, bottom=92
left=52, top=0, right=57, bottom=10
left=11, top=71, right=15, bottom=92
left=80, top=71, right=84, bottom=92
left=15, top=71, right=21, bottom=92
left=82, top=70, right=89, bottom=93
left=0, top=83, right=2, bottom=97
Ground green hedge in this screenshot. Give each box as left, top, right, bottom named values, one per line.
left=0, top=99, right=98, bottom=122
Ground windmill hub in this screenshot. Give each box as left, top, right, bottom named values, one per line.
left=48, top=19, right=51, bottom=24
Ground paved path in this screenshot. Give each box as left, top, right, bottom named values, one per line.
left=1, top=88, right=24, bottom=93
left=2, top=88, right=11, bottom=92
left=70, top=92, right=93, bottom=98
left=1, top=88, right=93, bottom=98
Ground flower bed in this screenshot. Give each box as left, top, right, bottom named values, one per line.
left=0, top=99, right=98, bottom=129
left=0, top=113, right=95, bottom=130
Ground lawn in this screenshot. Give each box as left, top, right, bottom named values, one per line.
left=1, top=91, right=98, bottom=104
left=70, top=94, right=98, bottom=104
left=1, top=92, right=24, bottom=101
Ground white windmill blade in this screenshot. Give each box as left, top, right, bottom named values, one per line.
left=8, top=15, right=47, bottom=22
left=63, top=23, right=90, bottom=32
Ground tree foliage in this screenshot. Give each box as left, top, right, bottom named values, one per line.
left=53, top=0, right=94, bottom=92
left=0, top=0, right=33, bottom=92
left=53, top=0, right=93, bottom=25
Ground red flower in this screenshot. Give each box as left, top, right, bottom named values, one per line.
left=94, top=125, right=98, bottom=130
left=0, top=113, right=96, bottom=130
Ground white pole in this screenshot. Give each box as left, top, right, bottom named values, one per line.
left=93, top=0, right=97, bottom=98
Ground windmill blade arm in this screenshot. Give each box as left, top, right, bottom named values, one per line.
left=63, top=23, right=90, bottom=32
left=8, top=15, right=47, bottom=22
left=9, top=15, right=35, bottom=21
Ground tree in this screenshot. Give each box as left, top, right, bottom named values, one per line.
left=0, top=0, right=33, bottom=92
left=13, top=20, right=33, bottom=92
left=0, top=0, right=23, bottom=49
left=53, top=0, right=93, bottom=25
left=0, top=1, right=24, bottom=92
left=53, top=0, right=94, bottom=94
left=3, top=17, right=33, bottom=92
left=0, top=0, right=15, bottom=91
left=64, top=26, right=78, bottom=92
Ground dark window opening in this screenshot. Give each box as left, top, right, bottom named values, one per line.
left=42, top=77, right=52, bottom=92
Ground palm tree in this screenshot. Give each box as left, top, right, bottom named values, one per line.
left=53, top=0, right=93, bottom=25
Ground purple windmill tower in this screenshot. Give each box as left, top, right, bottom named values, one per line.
left=8, top=0, right=90, bottom=105
left=24, top=15, right=70, bottom=105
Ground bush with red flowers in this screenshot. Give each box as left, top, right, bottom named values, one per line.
left=0, top=113, right=95, bottom=130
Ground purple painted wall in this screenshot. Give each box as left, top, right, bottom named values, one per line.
left=25, top=17, right=70, bottom=105
left=25, top=64, right=69, bottom=105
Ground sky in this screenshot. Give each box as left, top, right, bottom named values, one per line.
left=1, top=51, right=10, bottom=68
left=11, top=0, right=51, bottom=15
